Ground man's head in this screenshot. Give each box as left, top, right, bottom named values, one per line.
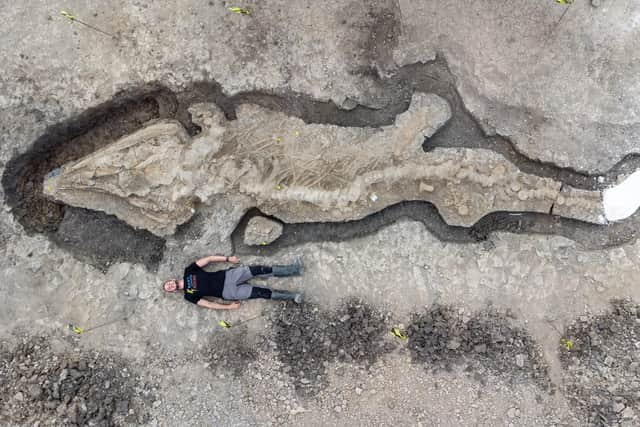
left=163, top=279, right=178, bottom=293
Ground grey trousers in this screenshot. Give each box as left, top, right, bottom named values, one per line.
left=222, top=266, right=255, bottom=300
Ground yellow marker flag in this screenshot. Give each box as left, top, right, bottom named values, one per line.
left=68, top=324, right=84, bottom=334
left=560, top=338, right=574, bottom=350
left=60, top=10, right=76, bottom=21
left=391, top=327, right=407, bottom=340
left=229, top=7, right=251, bottom=15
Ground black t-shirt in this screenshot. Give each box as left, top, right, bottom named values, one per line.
left=183, top=262, right=226, bottom=304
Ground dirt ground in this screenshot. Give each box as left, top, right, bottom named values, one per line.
left=1, top=1, right=640, bottom=426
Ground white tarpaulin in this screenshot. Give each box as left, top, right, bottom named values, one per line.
left=603, top=170, right=640, bottom=222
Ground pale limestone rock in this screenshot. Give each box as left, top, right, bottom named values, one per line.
left=43, top=93, right=605, bottom=237
left=244, top=216, right=283, bottom=246
left=419, top=183, right=435, bottom=193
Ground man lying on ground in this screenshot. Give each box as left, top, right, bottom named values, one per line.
left=162, top=255, right=303, bottom=310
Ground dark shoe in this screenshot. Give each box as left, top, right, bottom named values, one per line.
left=272, top=256, right=303, bottom=277
left=270, top=291, right=303, bottom=304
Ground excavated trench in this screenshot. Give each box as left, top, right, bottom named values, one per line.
left=3, top=56, right=640, bottom=270
left=2, top=90, right=173, bottom=269
left=230, top=204, right=639, bottom=256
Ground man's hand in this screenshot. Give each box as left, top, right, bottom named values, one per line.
left=227, top=256, right=240, bottom=264
left=226, top=301, right=241, bottom=310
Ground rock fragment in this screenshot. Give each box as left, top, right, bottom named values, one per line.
left=613, top=402, right=626, bottom=413
left=622, top=407, right=635, bottom=419
left=507, top=407, right=520, bottom=418
left=244, top=216, right=283, bottom=246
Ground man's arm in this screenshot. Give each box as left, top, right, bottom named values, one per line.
left=195, top=255, right=240, bottom=268
left=196, top=299, right=241, bottom=310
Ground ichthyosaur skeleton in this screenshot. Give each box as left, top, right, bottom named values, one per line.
left=43, top=93, right=607, bottom=237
